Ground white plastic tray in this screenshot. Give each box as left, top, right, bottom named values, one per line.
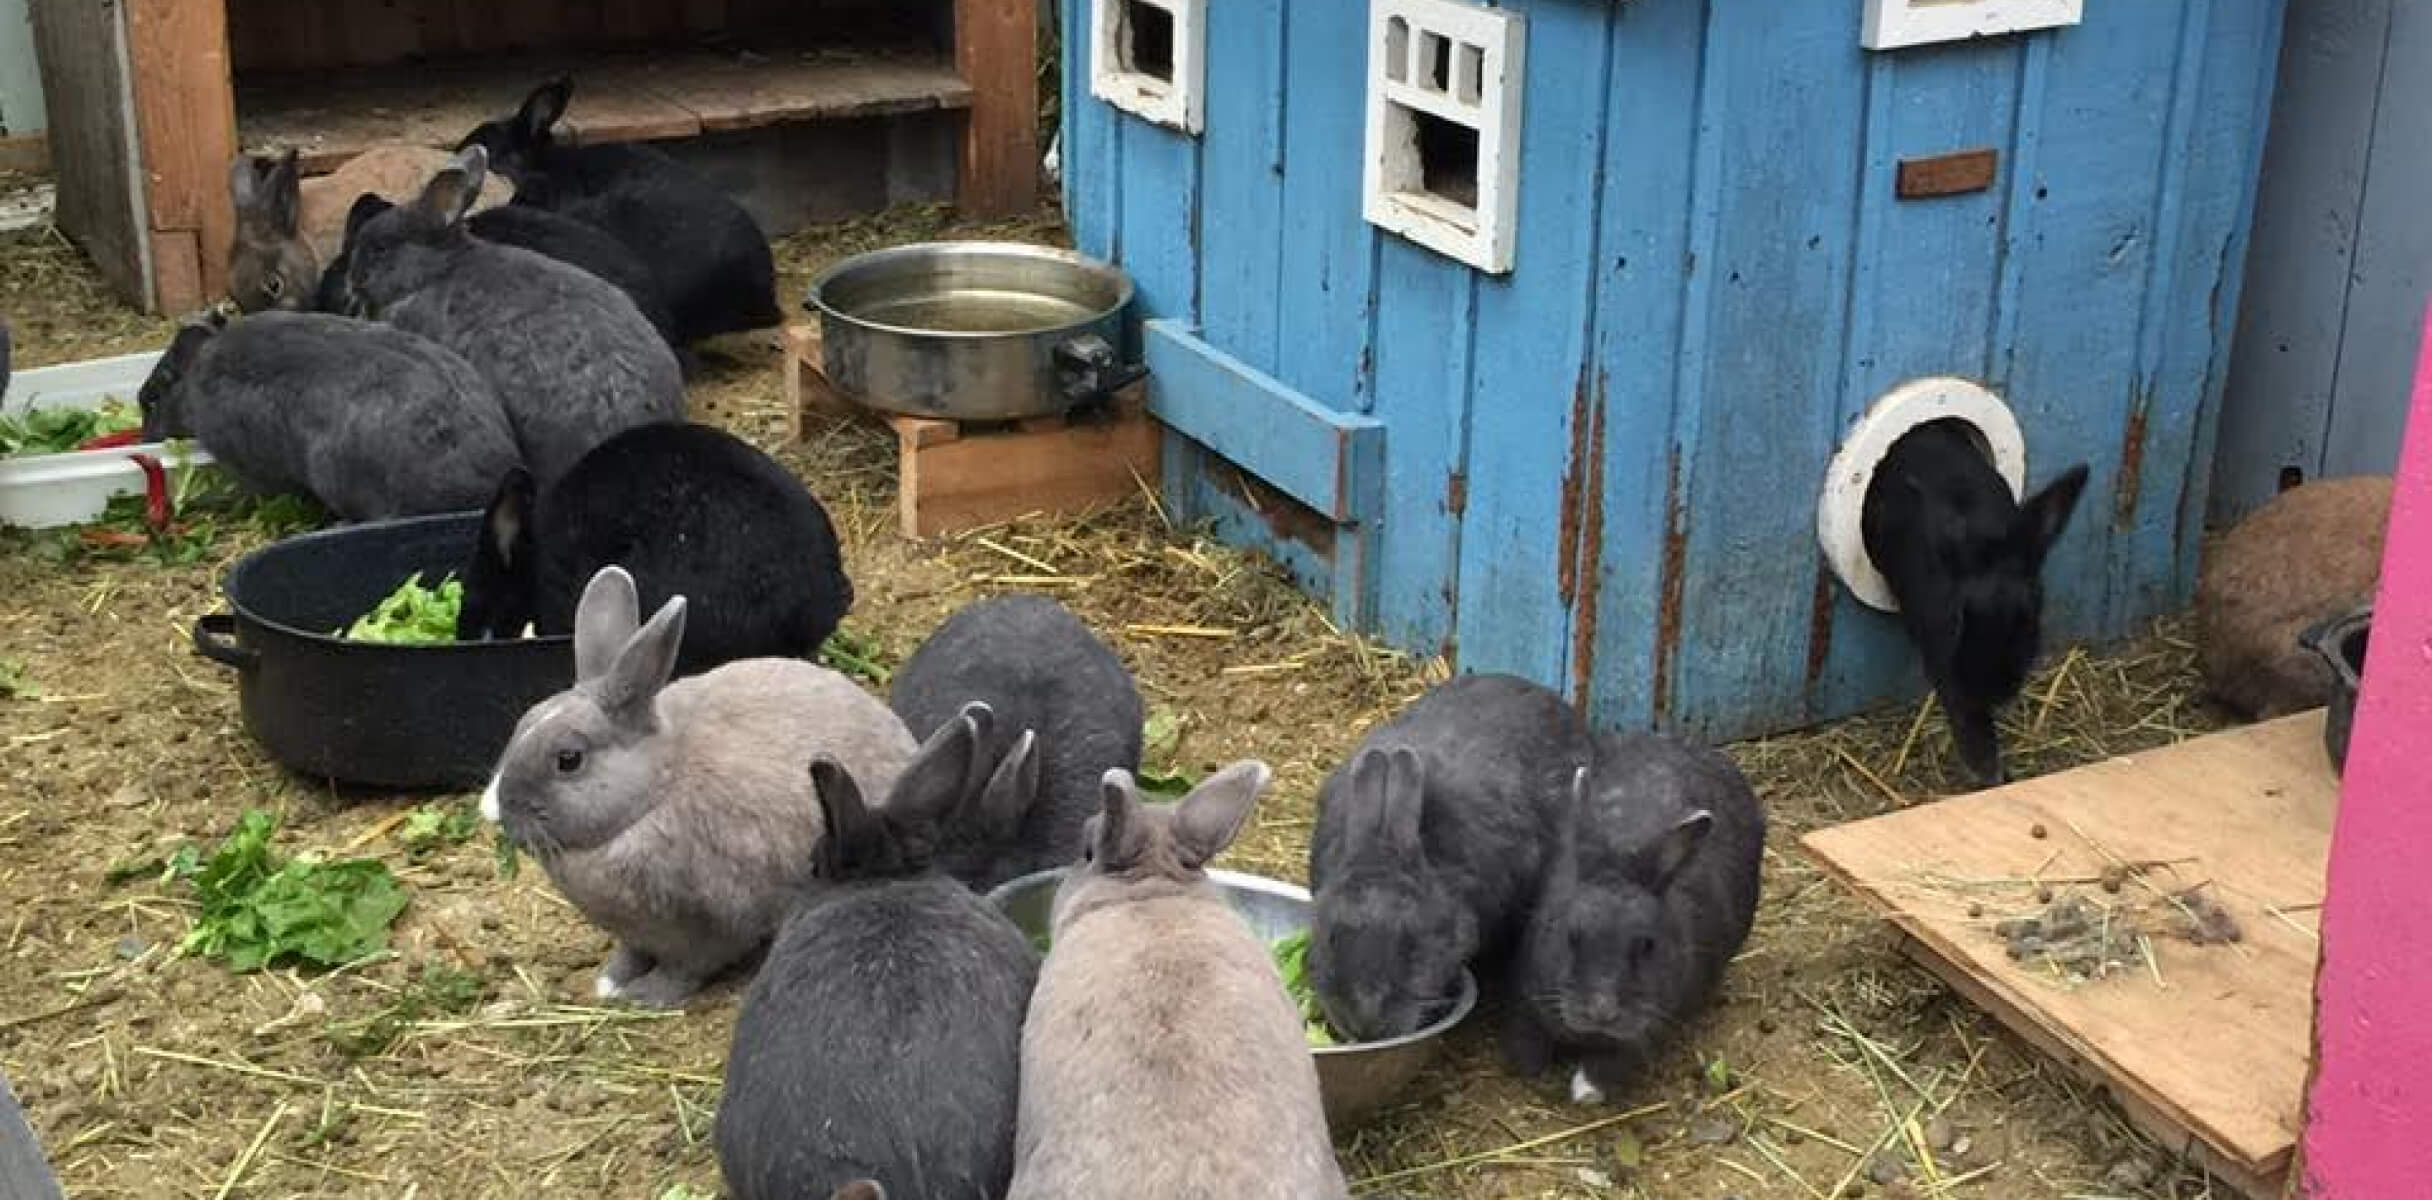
left=0, top=349, right=217, bottom=530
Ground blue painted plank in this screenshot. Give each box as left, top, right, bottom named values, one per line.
left=1060, top=0, right=1120, bottom=261
left=1270, top=0, right=1380, bottom=413
left=1365, top=240, right=1474, bottom=655
left=1577, top=0, right=1712, bottom=733
left=1115, top=118, right=1203, bottom=326
left=1144, top=319, right=1385, bottom=524
left=1449, top=0, right=1616, bottom=696
left=1195, top=0, right=1288, bottom=373
left=2324, top=0, right=2431, bottom=486
left=1665, top=0, right=1872, bottom=738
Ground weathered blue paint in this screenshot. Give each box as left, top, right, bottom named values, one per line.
left=1067, top=0, right=2286, bottom=742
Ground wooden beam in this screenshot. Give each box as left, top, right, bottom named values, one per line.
left=148, top=229, right=205, bottom=316
left=125, top=0, right=239, bottom=307
left=954, top=0, right=1039, bottom=216
left=1142, top=319, right=1386, bottom=525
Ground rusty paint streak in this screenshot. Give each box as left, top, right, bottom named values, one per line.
left=1555, top=378, right=1593, bottom=606
left=1804, top=563, right=1837, bottom=689
left=1569, top=378, right=1609, bottom=711
left=1445, top=471, right=1468, bottom=517
left=1651, top=450, right=1687, bottom=722
left=2114, top=398, right=2150, bottom=530
left=1212, top=460, right=1337, bottom=556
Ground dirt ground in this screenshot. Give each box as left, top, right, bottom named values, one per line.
left=0, top=205, right=2245, bottom=1199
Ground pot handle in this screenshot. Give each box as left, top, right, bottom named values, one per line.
left=1054, top=334, right=1149, bottom=406
left=2297, top=606, right=2369, bottom=664
left=192, top=614, right=258, bottom=670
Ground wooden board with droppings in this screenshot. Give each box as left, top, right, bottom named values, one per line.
left=1801, top=713, right=2335, bottom=1199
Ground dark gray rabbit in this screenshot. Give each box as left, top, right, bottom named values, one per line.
left=1862, top=419, right=2088, bottom=786
left=317, top=194, right=676, bottom=348
left=459, top=78, right=781, bottom=344
left=345, top=146, right=683, bottom=485
left=1508, top=731, right=1765, bottom=1104
left=1307, top=674, right=1592, bottom=1043
left=889, top=594, right=1143, bottom=891
left=452, top=421, right=852, bottom=680
left=480, top=565, right=916, bottom=1009
left=716, top=703, right=1038, bottom=1200
left=1008, top=764, right=1347, bottom=1200
left=135, top=309, right=519, bottom=521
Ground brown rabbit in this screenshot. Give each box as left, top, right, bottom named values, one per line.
left=2197, top=475, right=2393, bottom=719
left=1006, top=765, right=1349, bottom=1200
left=228, top=147, right=512, bottom=312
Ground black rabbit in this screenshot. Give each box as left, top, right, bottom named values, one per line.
left=320, top=195, right=675, bottom=348
left=459, top=78, right=781, bottom=345
left=454, top=421, right=853, bottom=680
left=1509, top=731, right=1765, bottom=1104
left=1306, top=674, right=1592, bottom=1044
left=716, top=704, right=1037, bottom=1200
left=1862, top=419, right=2088, bottom=786
left=890, top=594, right=1146, bottom=892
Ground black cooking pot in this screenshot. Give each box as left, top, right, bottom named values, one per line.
left=2301, top=607, right=2371, bottom=778
left=192, top=512, right=574, bottom=790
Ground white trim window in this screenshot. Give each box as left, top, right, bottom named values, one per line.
left=1361, top=0, right=1526, bottom=274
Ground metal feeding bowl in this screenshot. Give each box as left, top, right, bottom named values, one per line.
left=987, top=868, right=1477, bottom=1132
left=805, top=242, right=1143, bottom=423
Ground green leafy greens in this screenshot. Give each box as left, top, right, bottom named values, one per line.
left=340, top=572, right=465, bottom=644
left=173, top=809, right=409, bottom=973
left=0, top=399, right=143, bottom=458
left=1268, top=929, right=1337, bottom=1047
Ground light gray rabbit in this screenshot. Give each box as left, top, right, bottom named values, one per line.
left=135, top=309, right=519, bottom=521
left=1509, top=731, right=1765, bottom=1104
left=889, top=594, right=1145, bottom=891
left=2197, top=475, right=2394, bottom=719
left=345, top=145, right=683, bottom=485
left=1006, top=765, right=1348, bottom=1200
left=480, top=565, right=917, bottom=1008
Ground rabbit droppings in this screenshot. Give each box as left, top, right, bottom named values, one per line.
left=452, top=422, right=852, bottom=680
left=317, top=194, right=676, bottom=348
left=1862, top=418, right=2089, bottom=786
left=2196, top=475, right=2394, bottom=719
left=1308, top=674, right=1593, bottom=1045
left=459, top=78, right=783, bottom=345
left=890, top=594, right=1146, bottom=891
left=227, top=147, right=513, bottom=314
left=480, top=566, right=916, bottom=1008
left=717, top=703, right=1038, bottom=1200
left=344, top=147, right=684, bottom=486
left=1510, top=732, right=1765, bottom=1104
left=135, top=309, right=519, bottom=521
left=1008, top=764, right=1349, bottom=1200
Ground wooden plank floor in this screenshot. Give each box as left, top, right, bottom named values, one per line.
left=237, top=49, right=974, bottom=173
left=1801, top=713, right=2336, bottom=1198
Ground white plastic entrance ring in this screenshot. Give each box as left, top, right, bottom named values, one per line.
left=1817, top=376, right=2027, bottom=613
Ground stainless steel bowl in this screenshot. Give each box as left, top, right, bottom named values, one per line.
left=805, top=242, right=1141, bottom=422
left=987, top=868, right=1477, bottom=1132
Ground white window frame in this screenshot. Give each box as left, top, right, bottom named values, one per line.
left=1361, top=0, right=1526, bottom=275
left=1863, top=0, right=2083, bottom=51
left=1090, top=0, right=1206, bottom=135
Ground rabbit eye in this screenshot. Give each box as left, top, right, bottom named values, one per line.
left=555, top=748, right=584, bottom=774
left=262, top=274, right=284, bottom=298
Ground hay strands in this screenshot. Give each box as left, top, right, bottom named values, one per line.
left=1351, top=1101, right=1668, bottom=1191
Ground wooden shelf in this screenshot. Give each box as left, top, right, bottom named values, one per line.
left=236, top=49, right=974, bottom=174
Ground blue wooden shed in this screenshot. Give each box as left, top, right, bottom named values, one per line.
left=1060, top=0, right=2286, bottom=741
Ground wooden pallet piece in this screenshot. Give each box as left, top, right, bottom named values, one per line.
left=1800, top=713, right=2336, bottom=1199
left=894, top=397, right=1159, bottom=538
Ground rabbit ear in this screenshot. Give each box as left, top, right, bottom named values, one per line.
left=1379, top=747, right=1426, bottom=856
left=1170, top=760, right=1271, bottom=869
left=2014, top=463, right=2090, bottom=564
left=342, top=192, right=393, bottom=247
left=572, top=564, right=641, bottom=681
left=1092, top=770, right=1152, bottom=867
left=974, top=728, right=1042, bottom=842
left=1647, top=809, right=1713, bottom=890
left=596, top=594, right=686, bottom=726
left=414, top=148, right=487, bottom=228
left=518, top=78, right=573, bottom=140
left=228, top=155, right=261, bottom=213
left=809, top=757, right=882, bottom=879
left=263, top=151, right=302, bottom=236
left=886, top=702, right=992, bottom=831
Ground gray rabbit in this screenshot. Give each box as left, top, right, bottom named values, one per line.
left=890, top=594, right=1145, bottom=892
left=1307, top=674, right=1593, bottom=1043
left=135, top=309, right=519, bottom=521
left=1007, top=764, right=1348, bottom=1200
left=716, top=702, right=1037, bottom=1200
left=345, top=146, right=683, bottom=485
left=1508, top=731, right=1765, bottom=1104
left=480, top=565, right=917, bottom=1008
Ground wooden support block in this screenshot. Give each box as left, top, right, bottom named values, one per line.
left=783, top=323, right=857, bottom=441
left=954, top=0, right=1039, bottom=216
left=126, top=0, right=238, bottom=304
left=148, top=229, right=205, bottom=316
left=895, top=394, right=1160, bottom=538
